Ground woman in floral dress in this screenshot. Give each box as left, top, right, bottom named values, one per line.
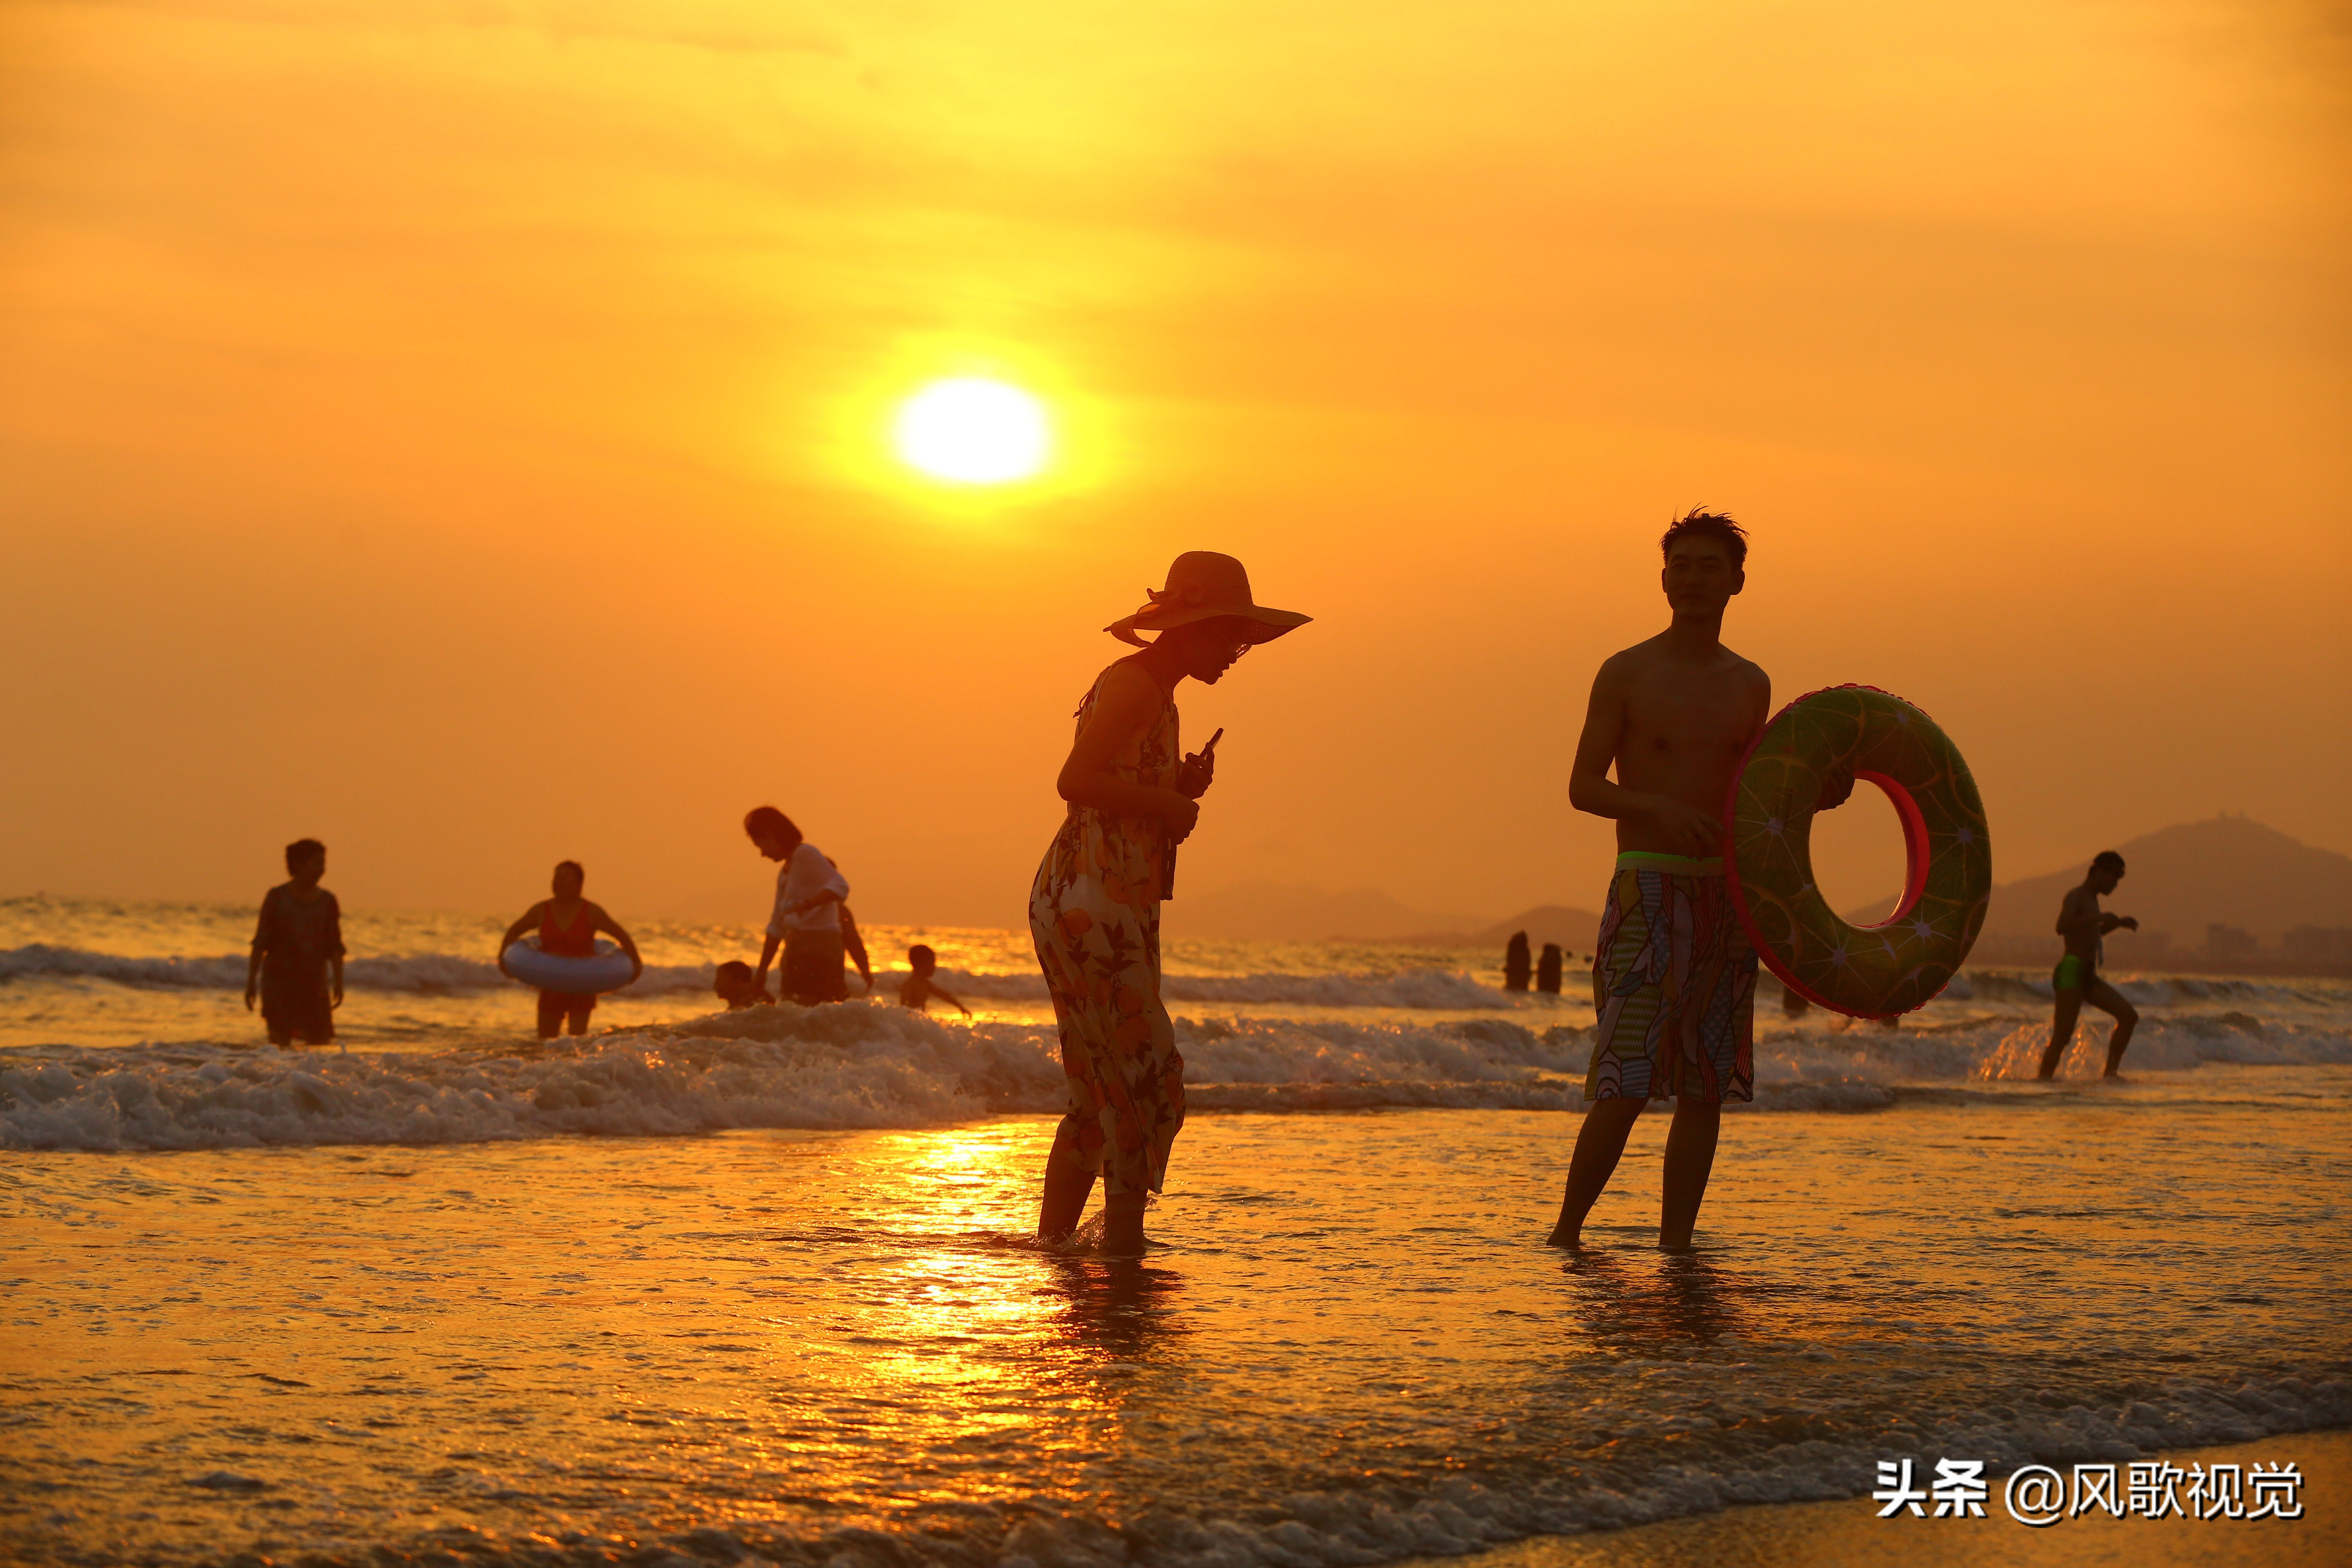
left=1030, top=552, right=1309, bottom=1255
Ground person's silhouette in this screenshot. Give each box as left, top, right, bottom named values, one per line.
left=1029, top=552, right=1309, bottom=1257
left=495, top=861, right=643, bottom=1038
left=2038, top=851, right=2140, bottom=1078
left=1503, top=931, right=1533, bottom=992
left=245, top=838, right=344, bottom=1048
left=743, top=808, right=851, bottom=1005
left=1548, top=510, right=1771, bottom=1252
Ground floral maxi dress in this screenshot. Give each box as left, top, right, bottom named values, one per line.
left=1028, top=664, right=1185, bottom=1197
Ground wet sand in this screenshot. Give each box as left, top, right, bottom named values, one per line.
left=1408, top=1429, right=2349, bottom=1568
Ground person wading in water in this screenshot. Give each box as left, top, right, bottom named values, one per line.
left=245, top=837, right=345, bottom=1047
left=2037, top=851, right=2140, bottom=1079
left=1547, top=510, right=1776, bottom=1252
left=1030, top=551, right=1310, bottom=1256
left=496, top=860, right=644, bottom=1038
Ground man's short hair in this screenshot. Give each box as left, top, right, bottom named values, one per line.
left=1660, top=507, right=1748, bottom=570
left=284, top=837, right=325, bottom=872
left=2091, top=850, right=2126, bottom=873
left=743, top=806, right=800, bottom=844
left=554, top=859, right=584, bottom=882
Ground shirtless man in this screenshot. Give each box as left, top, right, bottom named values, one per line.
left=1547, top=510, right=1774, bottom=1251
left=2036, top=851, right=2139, bottom=1079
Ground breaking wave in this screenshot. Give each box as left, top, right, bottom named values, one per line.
left=0, top=944, right=1525, bottom=1011
left=6, top=1000, right=2347, bottom=1153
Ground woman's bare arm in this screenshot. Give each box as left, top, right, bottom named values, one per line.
left=590, top=902, right=645, bottom=979
left=1056, top=663, right=1198, bottom=838
left=496, top=902, right=545, bottom=976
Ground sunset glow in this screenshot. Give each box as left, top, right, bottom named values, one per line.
left=2, top=7, right=2348, bottom=1563
left=0, top=0, right=2342, bottom=928
left=893, top=378, right=1051, bottom=485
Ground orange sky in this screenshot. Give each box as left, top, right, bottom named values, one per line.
left=3, top=0, right=2347, bottom=931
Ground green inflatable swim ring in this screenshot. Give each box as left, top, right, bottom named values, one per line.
left=1723, top=684, right=1991, bottom=1019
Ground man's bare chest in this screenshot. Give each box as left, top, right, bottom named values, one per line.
left=1621, top=671, right=1755, bottom=760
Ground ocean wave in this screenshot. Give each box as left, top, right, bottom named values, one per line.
left=0, top=944, right=1528, bottom=1011
left=1136, top=1372, right=2348, bottom=1566
left=1956, top=969, right=2342, bottom=1009
left=10, top=998, right=2348, bottom=1152
left=139, top=1366, right=2343, bottom=1568
left=0, top=943, right=721, bottom=996
left=1966, top=1012, right=2352, bottom=1079
left=0, top=1010, right=1589, bottom=1152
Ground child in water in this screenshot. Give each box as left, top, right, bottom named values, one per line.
left=714, top=961, right=769, bottom=1010
left=898, top=945, right=969, bottom=1016
left=245, top=837, right=345, bottom=1047
left=496, top=860, right=643, bottom=1038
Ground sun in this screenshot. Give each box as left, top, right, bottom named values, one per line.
left=892, top=377, right=1051, bottom=484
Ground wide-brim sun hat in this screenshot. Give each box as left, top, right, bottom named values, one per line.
left=1106, top=551, right=1312, bottom=647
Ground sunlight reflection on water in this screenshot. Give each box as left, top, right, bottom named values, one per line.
left=4, top=1085, right=2345, bottom=1565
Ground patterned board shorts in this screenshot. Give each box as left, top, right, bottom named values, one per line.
left=1585, top=855, right=1757, bottom=1104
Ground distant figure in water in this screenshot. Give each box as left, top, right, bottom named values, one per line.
left=1537, top=942, right=1564, bottom=994
left=1031, top=550, right=1310, bottom=1256
left=497, top=860, right=643, bottom=1038
left=1503, top=931, right=1533, bottom=992
left=899, top=944, right=970, bottom=1016
left=245, top=837, right=345, bottom=1048
left=714, top=960, right=768, bottom=1010
left=744, top=807, right=852, bottom=1005
left=1549, top=510, right=1775, bottom=1252
left=1781, top=984, right=1810, bottom=1018
left=2038, top=851, right=2140, bottom=1079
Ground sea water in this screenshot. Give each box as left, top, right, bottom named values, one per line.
left=2, top=896, right=2348, bottom=1566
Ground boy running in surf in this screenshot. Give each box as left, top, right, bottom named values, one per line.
left=2037, top=851, right=2140, bottom=1079
left=1548, top=510, right=1775, bottom=1251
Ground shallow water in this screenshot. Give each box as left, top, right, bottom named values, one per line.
left=3, top=901, right=2348, bottom=1566
left=5, top=1083, right=2348, bottom=1567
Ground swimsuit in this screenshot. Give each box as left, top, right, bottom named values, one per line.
left=538, top=902, right=598, bottom=1031
left=1584, top=851, right=1757, bottom=1104
left=1028, top=662, right=1185, bottom=1197
left=2054, top=953, right=2091, bottom=992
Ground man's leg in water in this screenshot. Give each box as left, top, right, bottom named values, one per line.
left=1659, top=1098, right=1723, bottom=1251
left=2087, top=980, right=2139, bottom=1077
left=2039, top=990, right=2084, bottom=1078
left=1548, top=1097, right=1646, bottom=1247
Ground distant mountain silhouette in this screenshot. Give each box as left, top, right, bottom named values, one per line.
left=1844, top=816, right=2352, bottom=958
left=1463, top=905, right=1606, bottom=951
left=1166, top=881, right=1492, bottom=942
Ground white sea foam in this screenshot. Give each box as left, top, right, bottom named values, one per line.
left=1078, top=1370, right=2352, bottom=1566
left=8, top=998, right=2349, bottom=1152
left=0, top=943, right=1526, bottom=1011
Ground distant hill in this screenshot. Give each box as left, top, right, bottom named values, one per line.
left=1462, top=905, right=1608, bottom=953
left=1165, top=882, right=1491, bottom=942
left=1844, top=816, right=2352, bottom=962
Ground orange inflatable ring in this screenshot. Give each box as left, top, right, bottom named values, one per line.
left=1723, top=684, right=1991, bottom=1019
